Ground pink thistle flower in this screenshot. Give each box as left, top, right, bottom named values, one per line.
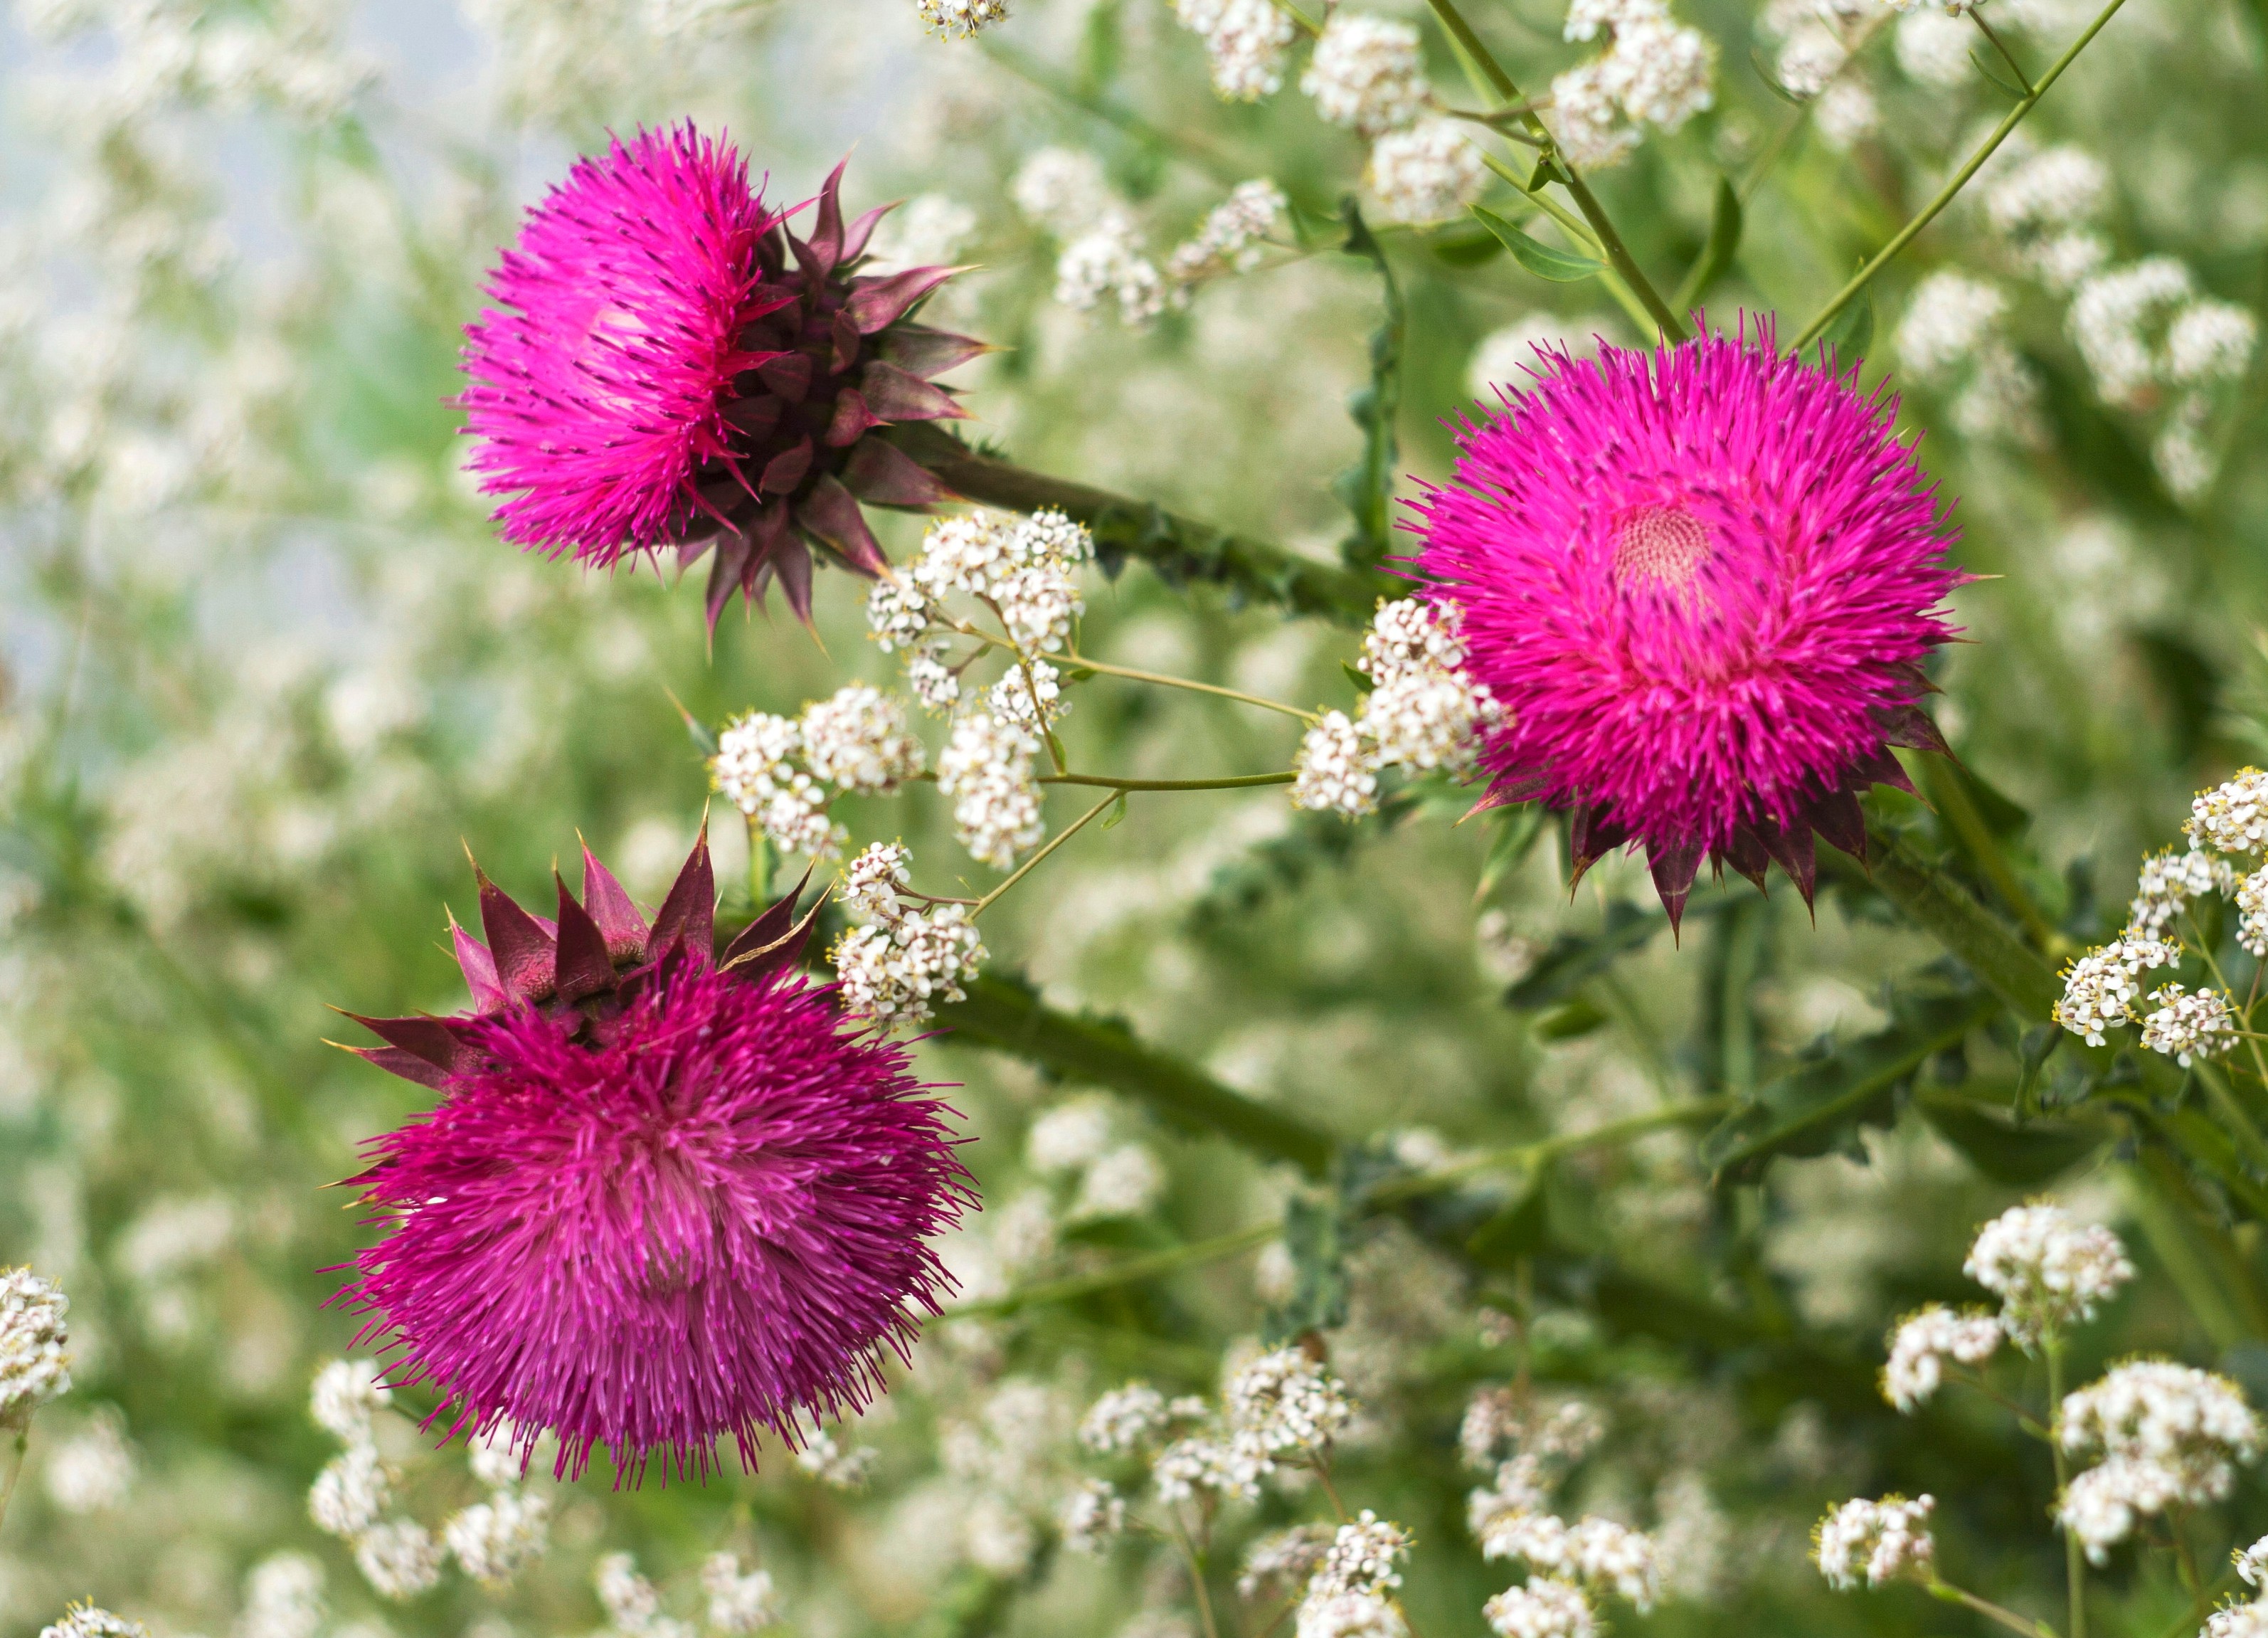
left=460, top=124, right=981, bottom=629
left=336, top=838, right=972, bottom=1482
left=1413, top=319, right=1960, bottom=925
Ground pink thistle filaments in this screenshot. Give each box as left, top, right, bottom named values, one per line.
left=1412, top=319, right=1961, bottom=926
left=460, top=123, right=982, bottom=629
left=334, top=838, right=973, bottom=1482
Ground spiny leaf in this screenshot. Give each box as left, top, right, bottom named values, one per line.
left=1261, top=1189, right=1352, bottom=1344
left=1333, top=199, right=1405, bottom=571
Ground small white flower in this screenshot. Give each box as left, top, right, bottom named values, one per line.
left=1302, top=14, right=1428, bottom=136
left=2139, top=983, right=2237, bottom=1066
left=1080, top=1383, right=1177, bottom=1452
left=832, top=903, right=986, bottom=1027
left=309, top=1441, right=390, bottom=1538
left=307, top=1356, right=386, bottom=1444
left=913, top=0, right=1008, bottom=40
left=1225, top=1348, right=1357, bottom=1457
left=1896, top=272, right=2008, bottom=381
left=1297, top=1592, right=1409, bottom=1638
left=1240, top=1523, right=1339, bottom=1597
left=1166, top=179, right=1290, bottom=285
left=39, top=1610, right=149, bottom=1638
left=840, top=841, right=915, bottom=926
left=1153, top=1433, right=1270, bottom=1501
left=800, top=685, right=926, bottom=795
left=1964, top=1204, right=2134, bottom=1346
left=990, top=658, right=1070, bottom=731
left=1893, top=9, right=1971, bottom=83
left=795, top=1427, right=879, bottom=1489
left=2191, top=770, right=2268, bottom=856
left=2207, top=1604, right=2268, bottom=1638
left=2168, top=300, right=2260, bottom=386
left=1483, top=1576, right=1595, bottom=1638
left=43, top=1408, right=134, bottom=1513
left=1369, top=119, right=1489, bottom=223
left=1173, top=0, right=1298, bottom=99
left=702, top=1552, right=780, bottom=1634
left=2068, top=258, right=2197, bottom=408
left=1293, top=711, right=1380, bottom=818
left=1813, top=1494, right=1936, bottom=1590
left=1013, top=149, right=1113, bottom=236
left=353, top=1518, right=445, bottom=1601
left=443, top=1488, right=551, bottom=1585
left=1882, top=1305, right=2003, bottom=1412
left=938, top=711, right=1046, bottom=870
left=1028, top=1098, right=1115, bottom=1175
left=1, top=1266, right=73, bottom=1423
left=1060, top=1478, right=1128, bottom=1553
left=1072, top=1143, right=1168, bottom=1220
left=2054, top=933, right=2182, bottom=1047
left=2237, top=1533, right=2268, bottom=1588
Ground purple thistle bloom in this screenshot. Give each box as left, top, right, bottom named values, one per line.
left=460, top=123, right=981, bottom=629
left=337, top=838, right=973, bottom=1482
left=1412, top=319, right=1961, bottom=925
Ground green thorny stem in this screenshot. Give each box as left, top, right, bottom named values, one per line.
left=2047, top=1334, right=2088, bottom=1638
left=949, top=1097, right=1731, bottom=1317
left=0, top=1420, right=27, bottom=1536
left=1424, top=0, right=1692, bottom=342
left=1792, top=0, right=2133, bottom=348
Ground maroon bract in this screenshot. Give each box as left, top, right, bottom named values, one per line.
left=459, top=123, right=978, bottom=629
left=1412, top=318, right=1961, bottom=927
left=335, top=839, right=973, bottom=1483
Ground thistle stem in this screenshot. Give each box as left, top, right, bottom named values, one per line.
left=970, top=791, right=1122, bottom=920
left=1421, top=0, right=1690, bottom=340
left=1793, top=0, right=2132, bottom=348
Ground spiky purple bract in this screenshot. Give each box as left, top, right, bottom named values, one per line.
left=1412, top=320, right=1960, bottom=921
left=461, top=125, right=784, bottom=561
left=459, top=122, right=982, bottom=629
left=337, top=841, right=972, bottom=1483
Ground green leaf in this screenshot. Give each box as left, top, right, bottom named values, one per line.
left=1101, top=791, right=1130, bottom=830
left=1967, top=48, right=2030, bottom=97
left=1475, top=803, right=1547, bottom=904
left=1917, top=1090, right=2104, bottom=1184
left=1469, top=205, right=1606, bottom=282
left=1817, top=282, right=1873, bottom=361
left=665, top=689, right=719, bottom=757
left=1342, top=661, right=1376, bottom=694
left=1263, top=1190, right=1352, bottom=1344
left=1502, top=897, right=1739, bottom=1010
left=1430, top=227, right=1505, bottom=265
left=1535, top=997, right=1609, bottom=1040
left=1698, top=985, right=2002, bottom=1178
left=1671, top=176, right=1744, bottom=314
left=1332, top=200, right=1406, bottom=571
left=2015, top=1023, right=2063, bottom=1118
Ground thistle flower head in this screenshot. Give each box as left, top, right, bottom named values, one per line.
left=1413, top=319, right=1960, bottom=924
left=337, top=835, right=973, bottom=1481
left=460, top=125, right=980, bottom=629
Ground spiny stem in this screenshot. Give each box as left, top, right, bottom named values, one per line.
left=1063, top=650, right=1319, bottom=722
left=1793, top=0, right=2132, bottom=348
left=971, top=790, right=1121, bottom=919
left=1422, top=0, right=1690, bottom=340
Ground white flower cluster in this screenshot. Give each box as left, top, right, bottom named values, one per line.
left=1226, top=1346, right=1357, bottom=1457
left=1027, top=1096, right=1166, bottom=1220
left=1011, top=149, right=1168, bottom=326
left=713, top=685, right=926, bottom=860
left=1548, top=0, right=1715, bottom=171
left=868, top=509, right=1096, bottom=714
left=304, top=1360, right=450, bottom=1600
left=598, top=1550, right=694, bottom=1638
left=1060, top=1477, right=1128, bottom=1553
left=1173, top=0, right=1298, bottom=100
left=44, top=1408, right=135, bottom=1514
left=1483, top=1577, right=1596, bottom=1638
left=1893, top=270, right=2043, bottom=445
left=1294, top=1511, right=1414, bottom=1638
left=2059, top=1361, right=2261, bottom=1560
left=831, top=845, right=986, bottom=1027
left=2139, top=983, right=2237, bottom=1065
left=913, top=0, right=1007, bottom=40
left=1459, top=1390, right=1606, bottom=1472
left=700, top=1552, right=780, bottom=1633
left=240, top=1553, right=325, bottom=1638
left=2129, top=845, right=2229, bottom=936
left=1295, top=599, right=1503, bottom=818
left=1165, top=179, right=1291, bottom=287
left=795, top=1426, right=880, bottom=1489
left=1468, top=1398, right=1655, bottom=1637
left=1963, top=1203, right=2135, bottom=1348
left=938, top=711, right=1048, bottom=870
left=441, top=1422, right=552, bottom=1586
left=0, top=1264, right=72, bottom=1422
left=1292, top=14, right=1488, bottom=223
left=2066, top=258, right=2256, bottom=497
left=1882, top=1304, right=2003, bottom=1411
left=2190, top=770, right=2268, bottom=857
left=1301, top=14, right=1429, bottom=136
left=1813, top=1494, right=1936, bottom=1590
left=1983, top=145, right=2110, bottom=292
left=1242, top=1524, right=1341, bottom=1598
left=2054, top=928, right=2183, bottom=1047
